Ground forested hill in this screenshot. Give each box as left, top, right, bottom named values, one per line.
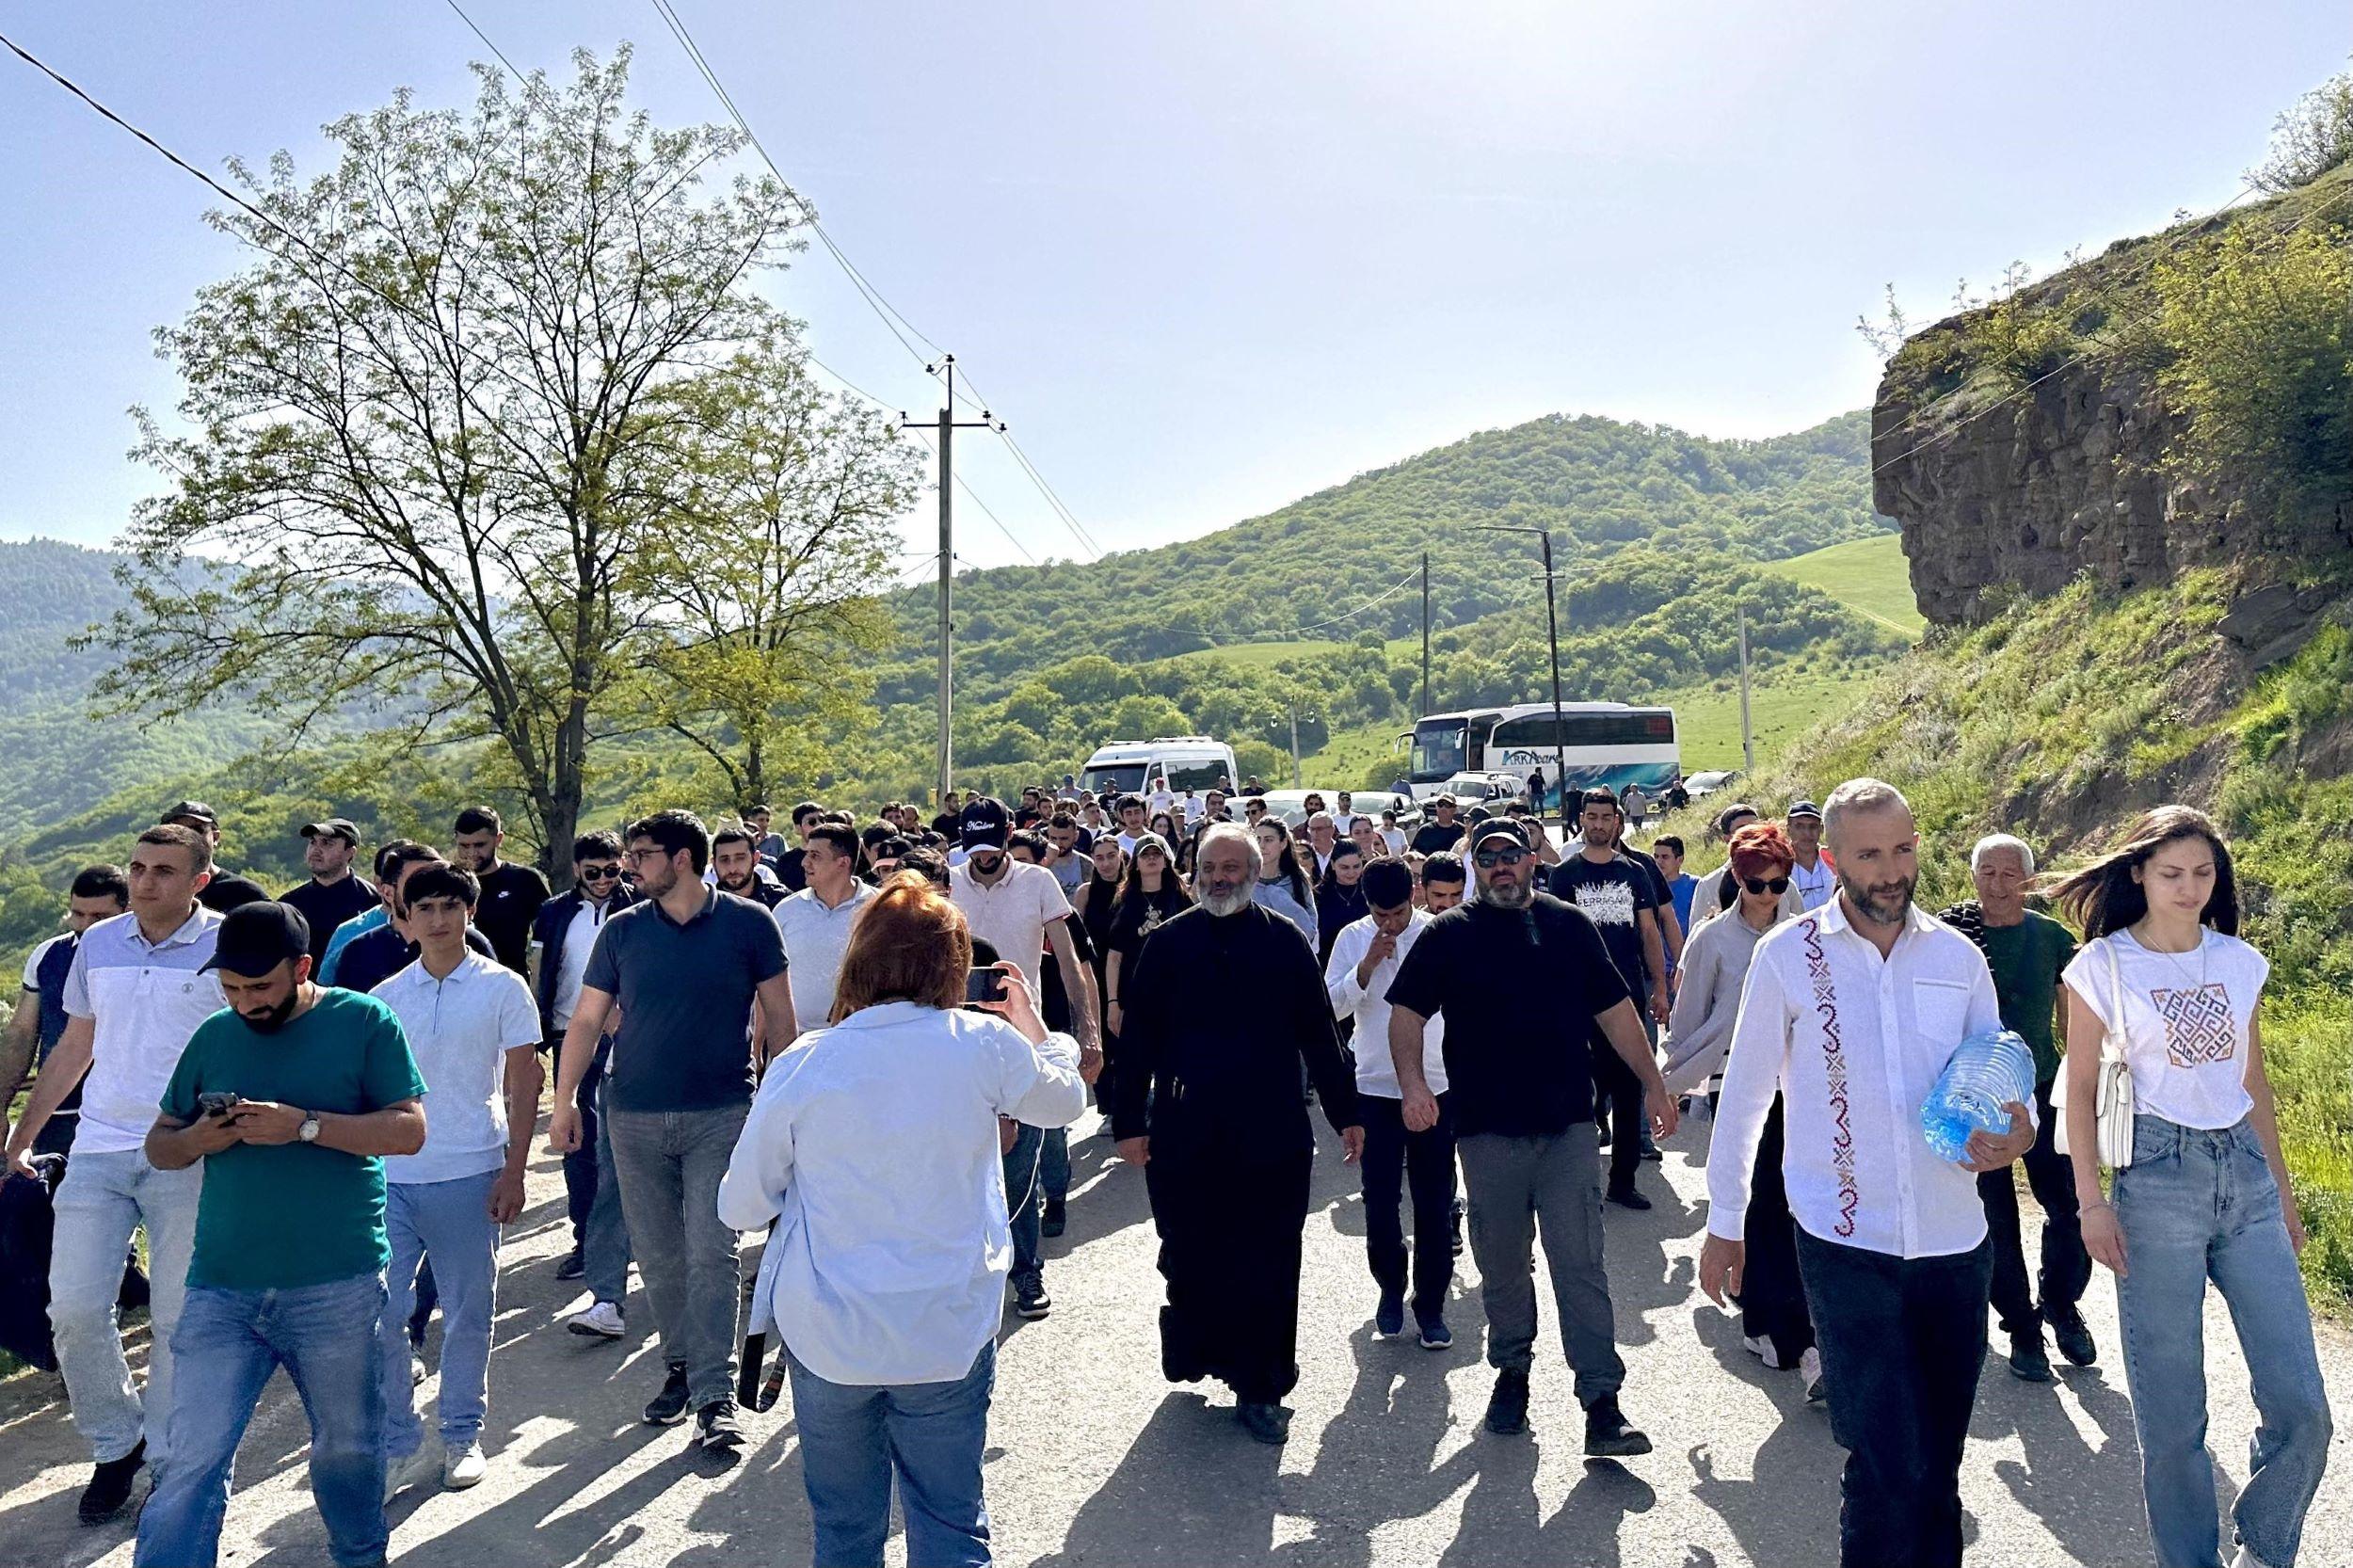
left=877, top=408, right=1885, bottom=701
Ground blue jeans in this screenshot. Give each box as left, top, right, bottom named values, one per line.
left=788, top=1341, right=996, bottom=1567
left=1038, top=1126, right=1070, bottom=1206
left=583, top=1074, right=633, bottom=1307
left=49, top=1148, right=200, bottom=1469
left=1001, top=1124, right=1043, bottom=1295
left=136, top=1272, right=388, bottom=1568
left=606, top=1104, right=747, bottom=1408
left=382, top=1170, right=501, bottom=1455
left=2114, top=1115, right=2332, bottom=1568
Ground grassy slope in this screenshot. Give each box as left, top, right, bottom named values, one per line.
left=1646, top=571, right=2353, bottom=1299
left=1761, top=533, right=1926, bottom=636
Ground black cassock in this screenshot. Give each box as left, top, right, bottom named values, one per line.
left=1112, top=903, right=1361, bottom=1404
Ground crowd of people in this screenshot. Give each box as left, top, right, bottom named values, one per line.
left=0, top=776, right=2332, bottom=1568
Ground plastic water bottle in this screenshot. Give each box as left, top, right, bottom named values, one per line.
left=1920, top=1030, right=2037, bottom=1163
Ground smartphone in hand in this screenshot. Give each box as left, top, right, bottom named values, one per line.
left=965, top=966, right=1006, bottom=1006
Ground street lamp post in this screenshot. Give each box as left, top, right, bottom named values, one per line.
left=1472, top=524, right=1570, bottom=845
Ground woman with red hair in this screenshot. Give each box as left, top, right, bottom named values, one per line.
left=1665, top=822, right=1822, bottom=1398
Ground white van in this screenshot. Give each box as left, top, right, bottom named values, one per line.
left=1080, top=736, right=1240, bottom=799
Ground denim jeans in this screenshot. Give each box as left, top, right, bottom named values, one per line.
left=1795, top=1230, right=1991, bottom=1568
left=1455, top=1128, right=1622, bottom=1400
left=1001, top=1123, right=1043, bottom=1295
left=2114, top=1114, right=2332, bottom=1568
left=49, top=1148, right=200, bottom=1469
left=136, top=1272, right=388, bottom=1568
left=1037, top=1126, right=1070, bottom=1207
left=606, top=1104, right=747, bottom=1407
left=1359, top=1092, right=1457, bottom=1316
left=582, top=1073, right=633, bottom=1307
left=788, top=1341, right=996, bottom=1567
left=1977, top=1077, right=2090, bottom=1335
left=382, top=1169, right=500, bottom=1456
left=558, top=1038, right=607, bottom=1246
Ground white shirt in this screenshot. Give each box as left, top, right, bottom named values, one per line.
left=1147, top=790, right=1174, bottom=817
left=1331, top=812, right=1358, bottom=834
left=775, top=881, right=876, bottom=1030
left=541, top=897, right=616, bottom=1031
left=1180, top=795, right=1205, bottom=824
left=1115, top=830, right=1148, bottom=857
left=2064, top=929, right=2265, bottom=1130
left=718, top=1001, right=1086, bottom=1384
left=1790, top=853, right=1836, bottom=911
left=60, top=906, right=223, bottom=1155
left=1380, top=827, right=1406, bottom=855
left=1708, top=898, right=2003, bottom=1259
left=1323, top=911, right=1446, bottom=1096
left=374, top=951, right=541, bottom=1185
left=950, top=859, right=1071, bottom=993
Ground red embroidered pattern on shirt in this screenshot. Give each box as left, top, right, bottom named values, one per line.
left=1800, top=919, right=1859, bottom=1238
left=2152, top=983, right=2235, bottom=1068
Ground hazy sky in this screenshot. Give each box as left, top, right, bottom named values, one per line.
left=2, top=2, right=2344, bottom=572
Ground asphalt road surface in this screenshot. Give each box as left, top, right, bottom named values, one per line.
left=4, top=1106, right=2346, bottom=1566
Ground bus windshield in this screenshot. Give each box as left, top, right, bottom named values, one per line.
left=1410, top=721, right=1467, bottom=782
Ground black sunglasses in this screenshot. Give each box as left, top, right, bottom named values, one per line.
left=1742, top=874, right=1792, bottom=895
left=1473, top=847, right=1529, bottom=869
left=579, top=864, right=621, bottom=881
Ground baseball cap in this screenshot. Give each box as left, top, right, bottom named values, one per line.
left=300, top=817, right=360, bottom=846
left=201, top=902, right=312, bottom=978
left=1788, top=800, right=1824, bottom=822
left=162, top=800, right=218, bottom=827
left=1472, top=819, right=1532, bottom=853
left=958, top=795, right=1012, bottom=851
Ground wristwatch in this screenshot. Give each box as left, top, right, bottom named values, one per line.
left=296, top=1112, right=321, bottom=1144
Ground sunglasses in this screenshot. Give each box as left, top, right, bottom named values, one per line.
left=578, top=864, right=621, bottom=882
left=1742, top=875, right=1792, bottom=895
left=1473, top=847, right=1529, bottom=869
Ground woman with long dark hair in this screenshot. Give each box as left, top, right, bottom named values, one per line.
left=1103, top=834, right=1193, bottom=1042
left=1250, top=818, right=1317, bottom=943
left=1314, top=840, right=1371, bottom=966
left=2050, top=806, right=2329, bottom=1568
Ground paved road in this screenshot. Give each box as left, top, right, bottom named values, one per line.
left=4, top=1108, right=2346, bottom=1566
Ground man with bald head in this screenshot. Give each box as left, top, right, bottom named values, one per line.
left=1700, top=780, right=2037, bottom=1568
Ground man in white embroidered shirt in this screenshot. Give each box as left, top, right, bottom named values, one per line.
left=1698, top=778, right=2033, bottom=1568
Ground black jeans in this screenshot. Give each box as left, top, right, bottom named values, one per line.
left=1977, top=1078, right=2089, bottom=1335
left=1593, top=1047, right=1642, bottom=1194
left=1736, top=1097, right=1815, bottom=1364
left=1796, top=1230, right=1992, bottom=1568
left=1358, top=1093, right=1457, bottom=1315
left=560, top=1039, right=612, bottom=1248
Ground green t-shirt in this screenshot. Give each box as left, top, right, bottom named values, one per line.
left=1979, top=909, right=2077, bottom=1083
left=161, top=987, right=425, bottom=1291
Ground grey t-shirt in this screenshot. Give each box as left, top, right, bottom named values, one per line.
left=584, top=888, right=788, bottom=1113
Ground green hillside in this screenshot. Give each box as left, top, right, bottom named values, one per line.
left=1762, top=534, right=1925, bottom=636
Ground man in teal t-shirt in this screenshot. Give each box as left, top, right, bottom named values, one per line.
left=134, top=902, right=424, bottom=1568
left=1940, top=834, right=2088, bottom=1386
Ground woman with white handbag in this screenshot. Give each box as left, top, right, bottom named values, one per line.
left=2052, top=807, right=2330, bottom=1568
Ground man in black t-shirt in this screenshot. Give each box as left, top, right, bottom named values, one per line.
left=1548, top=789, right=1672, bottom=1208
left=1387, top=818, right=1674, bottom=1454
left=1409, top=796, right=1465, bottom=856
left=451, top=806, right=551, bottom=973
left=280, top=820, right=377, bottom=967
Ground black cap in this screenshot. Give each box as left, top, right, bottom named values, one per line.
left=202, top=902, right=312, bottom=978
left=1472, top=819, right=1532, bottom=853
left=162, top=800, right=217, bottom=827
left=300, top=817, right=360, bottom=845
left=1788, top=799, right=1823, bottom=822
left=958, top=795, right=1011, bottom=851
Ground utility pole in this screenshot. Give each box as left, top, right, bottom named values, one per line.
left=1419, top=550, right=1431, bottom=718
left=1737, top=607, right=1755, bottom=776
left=1474, top=525, right=1569, bottom=843
left=1288, top=707, right=1304, bottom=788
left=902, top=355, right=1001, bottom=809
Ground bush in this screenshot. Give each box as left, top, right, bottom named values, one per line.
left=2250, top=71, right=2353, bottom=194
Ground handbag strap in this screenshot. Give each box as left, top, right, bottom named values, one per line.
left=2100, top=935, right=2128, bottom=1066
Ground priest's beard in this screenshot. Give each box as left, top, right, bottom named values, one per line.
left=1200, top=884, right=1253, bottom=917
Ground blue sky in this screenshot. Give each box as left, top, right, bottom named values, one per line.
left=2, top=2, right=2344, bottom=572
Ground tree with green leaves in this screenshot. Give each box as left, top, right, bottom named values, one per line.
left=95, top=48, right=809, bottom=870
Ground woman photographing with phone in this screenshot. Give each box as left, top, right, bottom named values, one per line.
left=2051, top=807, right=2329, bottom=1568
left=717, top=871, right=1087, bottom=1567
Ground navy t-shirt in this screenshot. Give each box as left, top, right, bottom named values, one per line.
left=584, top=888, right=787, bottom=1112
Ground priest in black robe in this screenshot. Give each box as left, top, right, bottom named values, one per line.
left=1112, top=823, right=1363, bottom=1445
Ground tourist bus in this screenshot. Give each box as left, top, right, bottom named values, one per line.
left=1403, top=702, right=1680, bottom=806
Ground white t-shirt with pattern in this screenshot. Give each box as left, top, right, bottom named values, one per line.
left=2062, top=928, right=2266, bottom=1130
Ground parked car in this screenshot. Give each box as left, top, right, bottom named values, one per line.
left=1440, top=771, right=1526, bottom=806
left=1685, top=769, right=1743, bottom=800
left=1218, top=789, right=1420, bottom=829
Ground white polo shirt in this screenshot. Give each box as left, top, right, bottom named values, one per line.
left=949, top=859, right=1071, bottom=993
left=374, top=950, right=542, bottom=1185
left=61, top=906, right=223, bottom=1155
left=775, top=881, right=877, bottom=1031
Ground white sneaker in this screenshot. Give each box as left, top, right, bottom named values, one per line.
left=443, top=1442, right=488, bottom=1490
left=1742, top=1334, right=1788, bottom=1370
left=384, top=1442, right=441, bottom=1503
left=568, top=1301, right=625, bottom=1339
left=1801, top=1346, right=1827, bottom=1403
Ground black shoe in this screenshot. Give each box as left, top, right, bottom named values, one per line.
left=2046, top=1306, right=2098, bottom=1368
left=78, top=1441, right=145, bottom=1525
left=555, top=1247, right=585, bottom=1282
left=1015, top=1282, right=1052, bottom=1320
left=695, top=1399, right=746, bottom=1451
left=1375, top=1289, right=1405, bottom=1338
left=1237, top=1402, right=1291, bottom=1445
left=1606, top=1183, right=1653, bottom=1211
left=644, top=1364, right=692, bottom=1426
left=1449, top=1199, right=1465, bottom=1258
left=1040, top=1197, right=1066, bottom=1239
left=1416, top=1310, right=1452, bottom=1351
left=1484, top=1368, right=1530, bottom=1435
left=1583, top=1394, right=1653, bottom=1457
left=2009, top=1330, right=2054, bottom=1383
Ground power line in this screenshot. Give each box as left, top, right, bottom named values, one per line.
left=904, top=427, right=1038, bottom=565
left=440, top=0, right=529, bottom=85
